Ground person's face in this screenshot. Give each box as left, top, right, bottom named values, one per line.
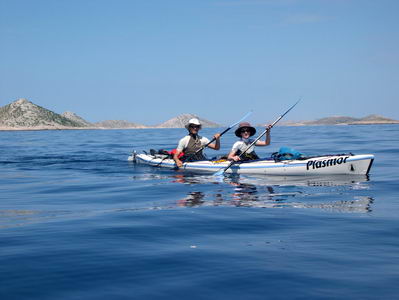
left=189, top=124, right=201, bottom=134
left=240, top=128, right=251, bottom=138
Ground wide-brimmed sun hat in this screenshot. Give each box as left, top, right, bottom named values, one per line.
left=185, top=118, right=202, bottom=130
left=235, top=122, right=256, bottom=137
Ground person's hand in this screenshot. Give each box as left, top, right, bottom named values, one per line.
left=213, top=133, right=221, bottom=140
left=266, top=124, right=272, bottom=131
left=233, top=155, right=241, bottom=162
left=176, top=160, right=183, bottom=168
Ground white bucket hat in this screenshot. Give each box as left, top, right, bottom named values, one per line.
left=185, top=118, right=202, bottom=130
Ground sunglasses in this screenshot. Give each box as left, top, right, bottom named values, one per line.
left=241, top=129, right=251, bottom=133
left=189, top=125, right=200, bottom=129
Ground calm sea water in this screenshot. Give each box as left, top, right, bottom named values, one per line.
left=1, top=125, right=399, bottom=299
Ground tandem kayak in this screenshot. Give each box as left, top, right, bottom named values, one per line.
left=129, top=152, right=374, bottom=176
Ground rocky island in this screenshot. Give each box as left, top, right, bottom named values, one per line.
left=283, top=115, right=399, bottom=126
left=0, top=99, right=220, bottom=130
left=0, top=99, right=85, bottom=130
left=93, top=120, right=147, bottom=129
left=155, top=113, right=220, bottom=128
left=1, top=98, right=398, bottom=131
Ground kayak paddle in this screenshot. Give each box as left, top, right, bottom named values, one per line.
left=213, top=100, right=301, bottom=176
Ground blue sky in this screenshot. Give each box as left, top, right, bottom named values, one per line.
left=1, top=0, right=398, bottom=125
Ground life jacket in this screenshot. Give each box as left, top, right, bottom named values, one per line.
left=234, top=139, right=259, bottom=161
left=236, top=149, right=259, bottom=161
left=181, top=135, right=206, bottom=161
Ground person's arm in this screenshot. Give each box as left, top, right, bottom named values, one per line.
left=173, top=150, right=183, bottom=168
left=173, top=137, right=187, bottom=167
left=228, top=142, right=241, bottom=161
left=228, top=150, right=240, bottom=161
left=205, top=133, right=221, bottom=150
left=256, top=124, right=272, bottom=146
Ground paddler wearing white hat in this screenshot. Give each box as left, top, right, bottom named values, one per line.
left=173, top=118, right=221, bottom=168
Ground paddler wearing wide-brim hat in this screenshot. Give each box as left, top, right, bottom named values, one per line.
left=234, top=122, right=256, bottom=138
left=228, top=122, right=272, bottom=162
left=173, top=118, right=221, bottom=168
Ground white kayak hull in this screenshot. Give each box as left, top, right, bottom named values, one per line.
left=129, top=153, right=374, bottom=176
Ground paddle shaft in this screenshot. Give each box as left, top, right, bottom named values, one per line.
left=193, top=126, right=229, bottom=154
left=219, top=100, right=300, bottom=174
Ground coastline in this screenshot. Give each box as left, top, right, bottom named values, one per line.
left=0, top=126, right=153, bottom=131
left=282, top=121, right=399, bottom=126
left=1, top=122, right=398, bottom=131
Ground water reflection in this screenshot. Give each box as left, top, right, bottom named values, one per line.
left=168, top=172, right=370, bottom=187
left=177, top=191, right=206, bottom=207
left=304, top=196, right=374, bottom=213
left=173, top=173, right=374, bottom=213
left=234, top=174, right=371, bottom=188
left=0, top=210, right=38, bottom=228
left=230, top=182, right=261, bottom=203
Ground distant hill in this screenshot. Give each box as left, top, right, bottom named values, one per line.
left=350, top=114, right=399, bottom=125
left=62, top=111, right=92, bottom=127
left=156, top=113, right=220, bottom=128
left=3, top=98, right=396, bottom=131
left=0, top=99, right=221, bottom=130
left=305, top=115, right=399, bottom=125
left=283, top=115, right=399, bottom=126
left=93, top=120, right=147, bottom=129
left=0, top=99, right=84, bottom=128
left=306, top=116, right=358, bottom=125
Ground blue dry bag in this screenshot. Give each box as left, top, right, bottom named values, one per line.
left=272, top=147, right=305, bottom=161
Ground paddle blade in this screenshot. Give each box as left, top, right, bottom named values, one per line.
left=213, top=169, right=225, bottom=176
left=230, top=111, right=253, bottom=128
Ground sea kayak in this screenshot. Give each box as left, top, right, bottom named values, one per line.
left=129, top=152, right=374, bottom=175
